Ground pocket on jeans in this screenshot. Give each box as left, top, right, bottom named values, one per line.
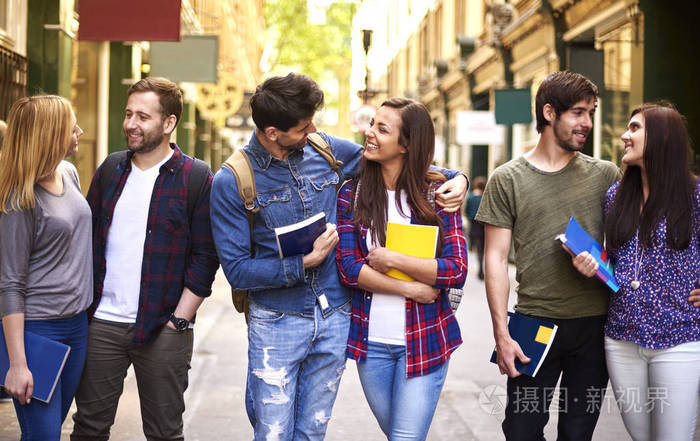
left=249, top=303, right=286, bottom=323
left=337, top=301, right=352, bottom=317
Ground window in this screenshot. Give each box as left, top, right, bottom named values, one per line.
left=600, top=24, right=634, bottom=165
left=455, top=0, right=466, bottom=36
left=433, top=5, right=442, bottom=58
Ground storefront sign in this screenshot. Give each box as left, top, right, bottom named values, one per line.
left=456, top=111, right=505, bottom=145
left=78, top=0, right=181, bottom=41
left=150, top=35, right=219, bottom=83
left=495, top=88, right=533, bottom=125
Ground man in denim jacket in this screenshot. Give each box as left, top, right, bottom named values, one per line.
left=210, top=73, right=467, bottom=440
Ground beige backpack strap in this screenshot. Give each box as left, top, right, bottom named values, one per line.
left=222, top=149, right=256, bottom=320
left=307, top=132, right=343, bottom=174
left=223, top=149, right=259, bottom=214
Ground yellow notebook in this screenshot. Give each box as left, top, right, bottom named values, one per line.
left=385, top=222, right=439, bottom=281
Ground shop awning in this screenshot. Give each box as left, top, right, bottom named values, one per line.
left=78, top=0, right=181, bottom=41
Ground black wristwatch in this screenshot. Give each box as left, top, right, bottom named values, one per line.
left=169, top=314, right=189, bottom=332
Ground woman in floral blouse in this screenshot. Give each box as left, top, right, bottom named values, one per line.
left=576, top=102, right=700, bottom=441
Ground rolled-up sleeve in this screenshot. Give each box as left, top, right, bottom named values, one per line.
left=335, top=181, right=367, bottom=288
left=434, top=207, right=468, bottom=289
left=0, top=209, right=34, bottom=316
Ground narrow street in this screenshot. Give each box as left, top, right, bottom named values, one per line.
left=0, top=250, right=676, bottom=440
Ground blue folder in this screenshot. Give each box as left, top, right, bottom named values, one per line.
left=0, top=329, right=71, bottom=403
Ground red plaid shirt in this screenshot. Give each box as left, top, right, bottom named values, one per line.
left=87, top=144, right=219, bottom=345
left=336, top=180, right=466, bottom=378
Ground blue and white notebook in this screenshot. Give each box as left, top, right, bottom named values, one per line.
left=274, top=212, right=327, bottom=259
left=490, top=312, right=558, bottom=377
left=556, top=216, right=619, bottom=292
left=0, top=329, right=71, bottom=403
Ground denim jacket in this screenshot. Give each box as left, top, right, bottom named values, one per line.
left=211, top=131, right=363, bottom=317
left=210, top=130, right=462, bottom=318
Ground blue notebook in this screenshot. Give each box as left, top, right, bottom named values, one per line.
left=555, top=216, right=619, bottom=292
left=274, top=212, right=327, bottom=258
left=490, top=312, right=558, bottom=377
left=0, top=329, right=71, bottom=403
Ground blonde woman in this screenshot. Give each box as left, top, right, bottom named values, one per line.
left=0, top=95, right=90, bottom=441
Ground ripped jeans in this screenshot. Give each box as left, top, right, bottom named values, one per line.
left=246, top=301, right=351, bottom=441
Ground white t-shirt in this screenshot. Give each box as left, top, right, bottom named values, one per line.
left=366, top=190, right=411, bottom=346
left=95, top=152, right=173, bottom=322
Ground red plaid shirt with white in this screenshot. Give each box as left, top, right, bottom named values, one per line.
left=336, top=180, right=467, bottom=378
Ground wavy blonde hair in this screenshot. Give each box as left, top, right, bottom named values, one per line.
left=0, top=95, right=74, bottom=213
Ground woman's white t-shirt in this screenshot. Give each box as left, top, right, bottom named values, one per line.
left=365, top=190, right=411, bottom=346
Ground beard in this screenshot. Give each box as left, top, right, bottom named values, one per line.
left=275, top=136, right=308, bottom=152
left=553, top=119, right=588, bottom=152
left=124, top=129, right=163, bottom=154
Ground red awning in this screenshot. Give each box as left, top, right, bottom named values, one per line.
left=78, top=0, right=181, bottom=41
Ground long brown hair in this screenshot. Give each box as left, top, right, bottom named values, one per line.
left=0, top=95, right=74, bottom=213
left=605, top=103, right=697, bottom=251
left=352, top=97, right=446, bottom=247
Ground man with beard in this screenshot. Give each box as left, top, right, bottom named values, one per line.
left=476, top=71, right=620, bottom=441
left=210, top=73, right=468, bottom=440
left=71, top=77, right=219, bottom=441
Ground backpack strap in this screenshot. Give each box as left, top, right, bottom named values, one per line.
left=307, top=133, right=344, bottom=178
left=222, top=149, right=258, bottom=251
left=223, top=150, right=259, bottom=215
left=98, top=151, right=127, bottom=197
left=100, top=151, right=209, bottom=225
left=222, top=149, right=257, bottom=319
left=187, top=158, right=210, bottom=223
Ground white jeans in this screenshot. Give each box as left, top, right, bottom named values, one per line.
left=605, top=337, right=700, bottom=441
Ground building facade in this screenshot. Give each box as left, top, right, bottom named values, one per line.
left=2, top=0, right=265, bottom=190
left=352, top=0, right=700, bottom=177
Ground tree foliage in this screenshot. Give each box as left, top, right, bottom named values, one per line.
left=264, top=0, right=356, bottom=85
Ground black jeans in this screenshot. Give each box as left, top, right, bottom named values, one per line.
left=502, top=314, right=608, bottom=441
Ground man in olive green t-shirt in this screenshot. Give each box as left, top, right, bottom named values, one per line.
left=476, top=71, right=619, bottom=441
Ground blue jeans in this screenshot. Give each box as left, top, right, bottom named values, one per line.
left=13, top=312, right=88, bottom=441
left=246, top=301, right=350, bottom=441
left=356, top=341, right=449, bottom=441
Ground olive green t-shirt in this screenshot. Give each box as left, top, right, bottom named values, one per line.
left=476, top=153, right=620, bottom=318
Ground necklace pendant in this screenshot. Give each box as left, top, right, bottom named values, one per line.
left=631, top=280, right=641, bottom=290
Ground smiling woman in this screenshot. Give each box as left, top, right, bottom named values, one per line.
left=596, top=102, right=700, bottom=441
left=619, top=112, right=645, bottom=168
left=336, top=97, right=467, bottom=440
left=0, top=95, right=92, bottom=441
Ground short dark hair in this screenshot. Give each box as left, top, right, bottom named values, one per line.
left=472, top=176, right=486, bottom=191
left=535, top=71, right=598, bottom=133
left=250, top=73, right=324, bottom=132
left=127, top=77, right=183, bottom=126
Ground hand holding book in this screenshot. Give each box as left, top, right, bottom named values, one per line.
left=490, top=312, right=558, bottom=378
left=570, top=250, right=600, bottom=278
left=556, top=216, right=619, bottom=292
left=301, top=224, right=338, bottom=269
left=494, top=335, right=532, bottom=378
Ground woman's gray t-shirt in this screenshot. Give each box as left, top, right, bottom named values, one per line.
left=0, top=161, right=93, bottom=319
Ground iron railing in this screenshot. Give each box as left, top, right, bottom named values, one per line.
left=0, top=45, right=27, bottom=122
